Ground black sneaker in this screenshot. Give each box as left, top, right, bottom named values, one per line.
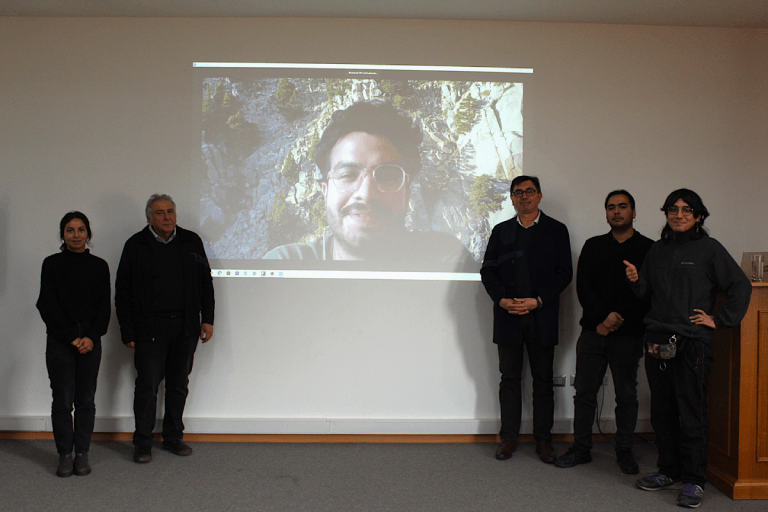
left=677, top=484, right=704, bottom=508
left=133, top=445, right=152, bottom=463
left=56, top=454, right=73, bottom=478
left=163, top=440, right=193, bottom=456
left=73, top=453, right=91, bottom=476
left=554, top=446, right=592, bottom=468
left=636, top=472, right=682, bottom=491
left=616, top=447, right=639, bottom=474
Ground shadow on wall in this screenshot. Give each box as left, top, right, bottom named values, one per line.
left=91, top=193, right=146, bottom=423
left=446, top=270, right=499, bottom=425
left=0, top=197, right=6, bottom=294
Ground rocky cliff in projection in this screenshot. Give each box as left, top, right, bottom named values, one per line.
left=199, top=78, right=523, bottom=263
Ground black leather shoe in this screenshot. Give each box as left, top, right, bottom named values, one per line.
left=536, top=440, right=557, bottom=464
left=555, top=446, right=592, bottom=468
left=133, top=445, right=152, bottom=463
left=56, top=454, right=73, bottom=478
left=616, top=447, right=639, bottom=474
left=163, top=440, right=193, bottom=456
left=73, top=453, right=91, bottom=476
left=495, top=439, right=517, bottom=460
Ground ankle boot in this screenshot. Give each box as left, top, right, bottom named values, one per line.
left=74, top=453, right=91, bottom=476
left=56, top=454, right=73, bottom=478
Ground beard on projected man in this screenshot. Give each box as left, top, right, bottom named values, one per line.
left=263, top=99, right=470, bottom=263
left=322, top=131, right=411, bottom=260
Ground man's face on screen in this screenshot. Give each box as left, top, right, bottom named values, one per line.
left=321, top=131, right=411, bottom=260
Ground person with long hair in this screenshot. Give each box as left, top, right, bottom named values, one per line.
left=625, top=189, right=750, bottom=508
left=36, top=212, right=110, bottom=477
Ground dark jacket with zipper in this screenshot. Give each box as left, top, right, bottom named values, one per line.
left=629, top=229, right=750, bottom=342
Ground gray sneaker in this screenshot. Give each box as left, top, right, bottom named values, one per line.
left=636, top=472, right=682, bottom=491
left=677, top=484, right=704, bottom=508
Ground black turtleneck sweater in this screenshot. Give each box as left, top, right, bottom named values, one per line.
left=629, top=229, right=751, bottom=342
left=37, top=249, right=111, bottom=343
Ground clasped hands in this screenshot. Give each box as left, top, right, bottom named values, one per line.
left=597, top=311, right=624, bottom=336
left=500, top=297, right=539, bottom=315
left=71, top=337, right=93, bottom=354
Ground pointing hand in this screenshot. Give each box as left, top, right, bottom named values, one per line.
left=624, top=260, right=638, bottom=282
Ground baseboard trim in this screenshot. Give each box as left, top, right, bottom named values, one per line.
left=0, top=431, right=656, bottom=443
left=0, top=416, right=654, bottom=441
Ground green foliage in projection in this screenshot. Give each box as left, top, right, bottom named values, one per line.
left=202, top=80, right=258, bottom=149
left=380, top=80, right=414, bottom=110
left=310, top=198, right=328, bottom=235
left=227, top=111, right=246, bottom=131
left=202, top=86, right=214, bottom=116
left=282, top=152, right=300, bottom=186
left=422, top=166, right=451, bottom=196
left=469, top=174, right=505, bottom=220
left=307, top=131, right=320, bottom=162
left=267, top=191, right=298, bottom=247
left=325, top=79, right=350, bottom=101
left=454, top=95, right=479, bottom=136
left=275, top=78, right=298, bottom=108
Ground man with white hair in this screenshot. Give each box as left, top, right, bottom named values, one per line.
left=116, top=194, right=215, bottom=464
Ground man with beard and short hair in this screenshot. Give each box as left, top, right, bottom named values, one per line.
left=555, top=189, right=653, bottom=474
left=115, top=194, right=215, bottom=464
left=263, top=99, right=470, bottom=263
left=626, top=189, right=750, bottom=508
left=481, top=175, right=572, bottom=464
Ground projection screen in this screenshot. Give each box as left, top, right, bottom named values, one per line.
left=194, top=64, right=531, bottom=280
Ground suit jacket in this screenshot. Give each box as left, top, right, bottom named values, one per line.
left=480, top=211, right=572, bottom=347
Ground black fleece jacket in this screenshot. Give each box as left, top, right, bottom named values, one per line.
left=629, top=229, right=751, bottom=342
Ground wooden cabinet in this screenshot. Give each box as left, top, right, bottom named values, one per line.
left=708, top=283, right=768, bottom=499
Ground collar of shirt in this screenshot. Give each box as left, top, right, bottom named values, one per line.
left=149, top=226, right=177, bottom=244
left=516, top=210, right=541, bottom=229
left=610, top=229, right=639, bottom=244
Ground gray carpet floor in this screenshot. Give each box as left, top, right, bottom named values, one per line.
left=0, top=439, right=763, bottom=511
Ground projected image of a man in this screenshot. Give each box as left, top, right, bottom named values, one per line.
left=323, top=130, right=410, bottom=259
left=264, top=99, right=470, bottom=262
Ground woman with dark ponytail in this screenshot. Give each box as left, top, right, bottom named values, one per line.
left=36, top=212, right=110, bottom=477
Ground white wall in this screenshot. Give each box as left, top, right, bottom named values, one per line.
left=1, top=17, right=765, bottom=435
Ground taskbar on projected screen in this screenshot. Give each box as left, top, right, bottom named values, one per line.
left=211, top=268, right=480, bottom=281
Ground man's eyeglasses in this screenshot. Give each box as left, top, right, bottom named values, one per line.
left=512, top=187, right=538, bottom=198
left=664, top=206, right=694, bottom=216
left=327, top=163, right=409, bottom=194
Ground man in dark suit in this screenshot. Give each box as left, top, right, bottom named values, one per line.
left=481, top=176, right=572, bottom=463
